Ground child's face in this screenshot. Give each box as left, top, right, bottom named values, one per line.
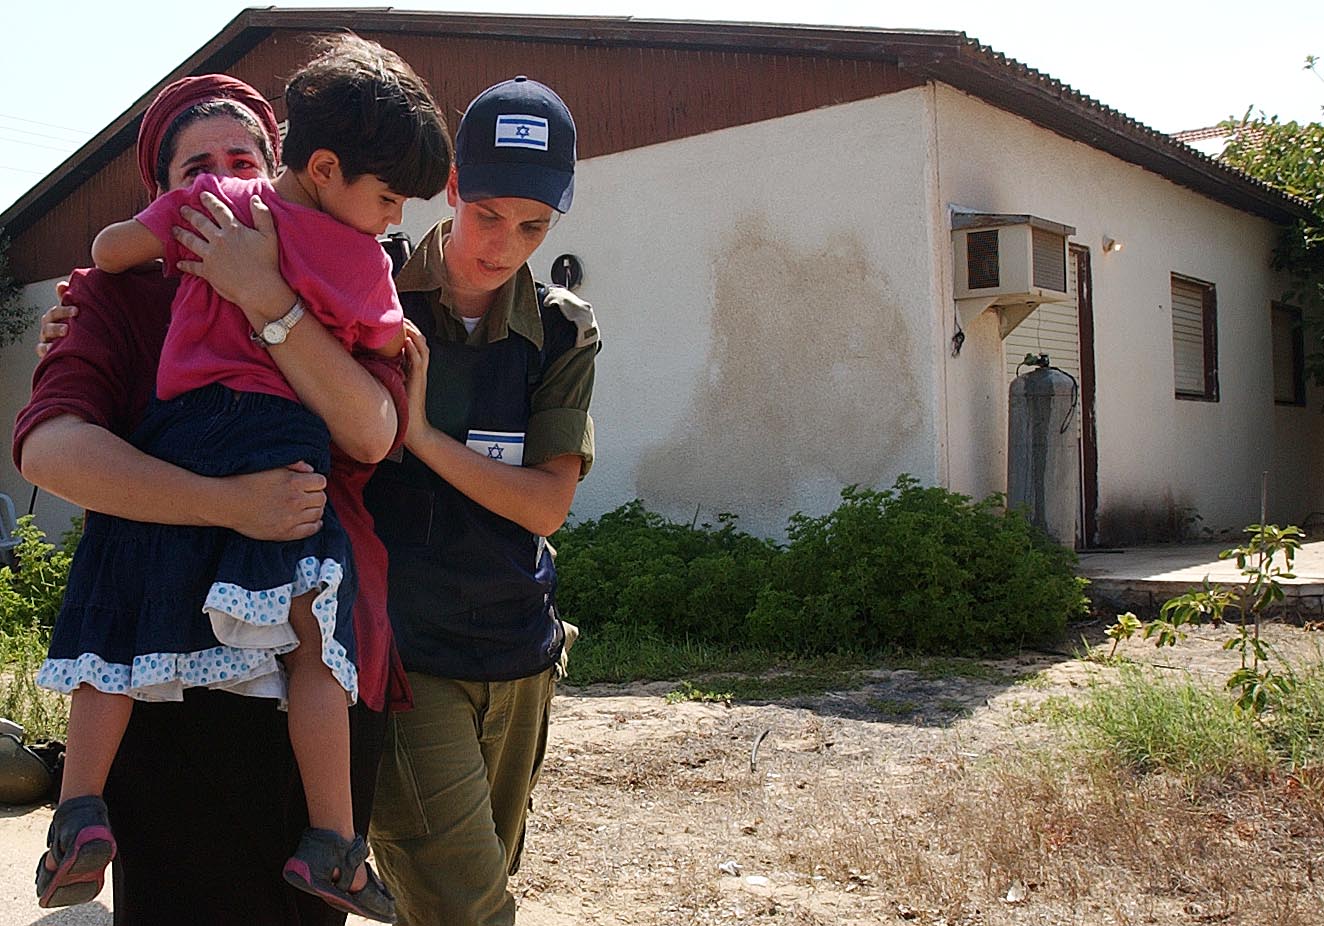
left=322, top=171, right=406, bottom=236
left=444, top=172, right=554, bottom=295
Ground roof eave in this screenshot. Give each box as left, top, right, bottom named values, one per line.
left=1, top=11, right=1312, bottom=241
left=901, top=40, right=1315, bottom=226
left=0, top=10, right=270, bottom=239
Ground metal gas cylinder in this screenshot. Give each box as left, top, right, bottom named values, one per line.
left=1008, top=354, right=1079, bottom=546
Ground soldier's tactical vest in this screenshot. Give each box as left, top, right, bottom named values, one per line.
left=364, top=286, right=577, bottom=681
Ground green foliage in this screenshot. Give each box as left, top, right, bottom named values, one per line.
left=1218, top=103, right=1324, bottom=388
left=1065, top=657, right=1324, bottom=783
left=554, top=502, right=779, bottom=647
left=0, top=516, right=82, bottom=635
left=889, top=654, right=1015, bottom=683
left=1151, top=524, right=1304, bottom=714
left=555, top=478, right=1087, bottom=663
left=561, top=622, right=765, bottom=686
left=0, top=517, right=81, bottom=740
left=1104, top=611, right=1141, bottom=658
left=0, top=620, right=67, bottom=741
left=745, top=478, right=1086, bottom=656
left=0, top=234, right=36, bottom=349
left=869, top=697, right=919, bottom=717
left=1264, top=661, right=1324, bottom=768
left=1070, top=666, right=1272, bottom=781
left=1220, top=110, right=1324, bottom=216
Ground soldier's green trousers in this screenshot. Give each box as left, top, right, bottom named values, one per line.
left=370, top=667, right=556, bottom=926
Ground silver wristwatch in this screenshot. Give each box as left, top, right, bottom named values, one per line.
left=251, top=299, right=306, bottom=347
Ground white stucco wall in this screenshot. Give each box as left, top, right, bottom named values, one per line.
left=3, top=90, right=949, bottom=548
left=931, top=84, right=1319, bottom=540
left=1, top=278, right=84, bottom=539
left=521, top=91, right=943, bottom=536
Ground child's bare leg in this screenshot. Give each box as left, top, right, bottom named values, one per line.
left=284, top=591, right=364, bottom=890
left=42, top=686, right=131, bottom=874
left=60, top=686, right=132, bottom=802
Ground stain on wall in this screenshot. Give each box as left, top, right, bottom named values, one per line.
left=636, top=213, right=926, bottom=529
left=1096, top=488, right=1234, bottom=547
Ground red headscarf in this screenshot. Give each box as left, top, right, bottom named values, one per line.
left=136, top=74, right=281, bottom=195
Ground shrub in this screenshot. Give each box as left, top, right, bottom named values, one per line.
left=0, top=516, right=81, bottom=740
left=555, top=476, right=1086, bottom=660
left=0, top=515, right=82, bottom=635
left=554, top=502, right=778, bottom=645
left=0, top=234, right=37, bottom=349
left=747, top=477, right=1085, bottom=656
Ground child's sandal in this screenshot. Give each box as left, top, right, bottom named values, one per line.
left=34, top=794, right=117, bottom=908
left=282, top=827, right=397, bottom=923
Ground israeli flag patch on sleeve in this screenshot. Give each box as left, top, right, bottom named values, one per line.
left=466, top=430, right=525, bottom=466
left=494, top=114, right=549, bottom=151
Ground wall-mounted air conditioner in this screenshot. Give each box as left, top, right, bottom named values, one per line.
left=953, top=213, right=1075, bottom=301
left=951, top=212, right=1076, bottom=338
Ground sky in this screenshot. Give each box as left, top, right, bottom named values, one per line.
left=2, top=1, right=1322, bottom=215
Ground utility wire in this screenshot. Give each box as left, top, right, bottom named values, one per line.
left=0, top=135, right=76, bottom=154
left=0, top=123, right=87, bottom=144
left=0, top=112, right=92, bottom=135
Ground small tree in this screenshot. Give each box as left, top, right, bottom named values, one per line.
left=0, top=234, right=37, bottom=349
left=1218, top=58, right=1324, bottom=388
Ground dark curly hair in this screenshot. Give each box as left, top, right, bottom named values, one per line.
left=282, top=33, right=452, bottom=200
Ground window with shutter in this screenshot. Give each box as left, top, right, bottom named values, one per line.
left=1171, top=274, right=1218, bottom=401
left=1272, top=303, right=1306, bottom=406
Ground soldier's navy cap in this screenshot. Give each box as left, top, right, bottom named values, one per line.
left=455, top=76, right=576, bottom=213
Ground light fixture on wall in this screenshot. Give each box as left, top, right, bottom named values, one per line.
left=1102, top=236, right=1123, bottom=254
left=550, top=254, right=584, bottom=290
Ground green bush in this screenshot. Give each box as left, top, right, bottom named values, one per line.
left=747, top=477, right=1084, bottom=656
left=0, top=515, right=82, bottom=635
left=554, top=501, right=778, bottom=645
left=0, top=516, right=81, bottom=740
left=555, top=476, right=1086, bottom=659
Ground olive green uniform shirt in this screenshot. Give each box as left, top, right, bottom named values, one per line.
left=393, top=220, right=598, bottom=476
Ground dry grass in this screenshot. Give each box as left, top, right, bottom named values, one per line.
left=516, top=629, right=1324, bottom=926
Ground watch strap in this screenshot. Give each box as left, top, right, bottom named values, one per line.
left=251, top=299, right=306, bottom=347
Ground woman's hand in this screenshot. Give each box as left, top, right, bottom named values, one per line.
left=216, top=462, right=328, bottom=541
left=173, top=192, right=285, bottom=326
left=402, top=319, right=432, bottom=451
left=33, top=282, right=74, bottom=358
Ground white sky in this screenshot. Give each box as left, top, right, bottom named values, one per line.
left=2, top=1, right=1322, bottom=214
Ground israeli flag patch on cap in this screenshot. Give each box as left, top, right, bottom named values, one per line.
left=494, top=114, right=549, bottom=151
left=466, top=430, right=525, bottom=466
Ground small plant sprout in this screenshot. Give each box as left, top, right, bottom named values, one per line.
left=1104, top=611, right=1141, bottom=658
left=1145, top=523, right=1304, bottom=715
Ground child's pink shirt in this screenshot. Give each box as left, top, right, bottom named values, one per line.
left=136, top=174, right=402, bottom=402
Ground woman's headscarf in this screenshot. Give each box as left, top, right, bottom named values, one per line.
left=136, top=74, right=281, bottom=194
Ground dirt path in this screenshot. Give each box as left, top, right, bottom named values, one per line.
left=511, top=621, right=1323, bottom=925
left=3, top=621, right=1320, bottom=926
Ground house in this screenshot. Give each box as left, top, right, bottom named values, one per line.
left=1, top=9, right=1317, bottom=546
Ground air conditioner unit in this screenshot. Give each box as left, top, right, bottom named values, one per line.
left=952, top=213, right=1075, bottom=304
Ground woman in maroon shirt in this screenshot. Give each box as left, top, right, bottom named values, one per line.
left=14, top=74, right=407, bottom=926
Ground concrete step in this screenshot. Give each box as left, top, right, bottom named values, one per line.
left=1077, top=541, right=1324, bottom=620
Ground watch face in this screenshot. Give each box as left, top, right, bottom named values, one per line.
left=262, top=321, right=287, bottom=345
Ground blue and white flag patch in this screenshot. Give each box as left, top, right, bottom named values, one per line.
left=466, top=430, right=525, bottom=466
left=494, top=114, right=549, bottom=151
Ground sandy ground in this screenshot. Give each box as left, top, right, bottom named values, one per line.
left=2, top=620, right=1320, bottom=926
